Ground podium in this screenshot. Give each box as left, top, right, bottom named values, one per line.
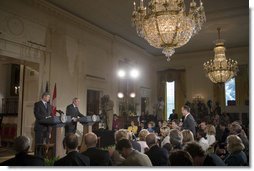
left=79, top=115, right=100, bottom=152
left=39, top=115, right=72, bottom=158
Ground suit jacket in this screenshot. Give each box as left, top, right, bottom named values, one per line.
left=82, top=147, right=112, bottom=166
left=183, top=114, right=197, bottom=135
left=145, top=145, right=169, bottom=166
left=34, top=101, right=52, bottom=131
left=0, top=152, right=44, bottom=166
left=120, top=150, right=152, bottom=166
left=65, top=104, right=84, bottom=132
left=54, top=151, right=90, bottom=166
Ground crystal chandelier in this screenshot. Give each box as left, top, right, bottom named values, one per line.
left=131, top=0, right=206, bottom=61
left=203, top=28, right=238, bottom=84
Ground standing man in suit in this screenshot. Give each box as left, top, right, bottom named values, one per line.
left=34, top=92, right=52, bottom=150
left=65, top=98, right=84, bottom=135
left=182, top=105, right=197, bottom=135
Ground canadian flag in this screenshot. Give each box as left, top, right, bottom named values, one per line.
left=51, top=83, right=57, bottom=116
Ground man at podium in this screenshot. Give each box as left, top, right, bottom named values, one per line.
left=34, top=92, right=52, bottom=148
left=65, top=98, right=84, bottom=135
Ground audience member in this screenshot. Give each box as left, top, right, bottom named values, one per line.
left=181, top=129, right=194, bottom=145
left=137, top=129, right=149, bottom=153
left=169, top=150, right=193, bottom=166
left=206, top=124, right=216, bottom=146
left=1, top=136, right=44, bottom=166
left=137, top=121, right=146, bottom=134
left=184, top=142, right=225, bottom=166
left=54, top=133, right=90, bottom=166
left=196, top=129, right=209, bottom=152
left=128, top=121, right=138, bottom=135
left=112, top=114, right=120, bottom=131
left=169, top=129, right=183, bottom=150
left=82, top=132, right=112, bottom=166
left=116, top=139, right=152, bottom=166
left=181, top=105, right=197, bottom=135
left=147, top=121, right=155, bottom=133
left=160, top=126, right=170, bottom=147
left=199, top=121, right=207, bottom=132
left=224, top=135, right=248, bottom=166
left=171, top=119, right=180, bottom=130
left=168, top=109, right=178, bottom=121
left=218, top=122, right=230, bottom=144
left=145, top=133, right=169, bottom=166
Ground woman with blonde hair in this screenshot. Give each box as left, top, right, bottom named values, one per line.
left=181, top=129, right=194, bottom=145
left=137, top=129, right=149, bottom=153
left=224, top=135, right=248, bottom=166
left=206, top=124, right=216, bottom=146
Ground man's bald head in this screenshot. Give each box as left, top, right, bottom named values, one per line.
left=145, top=133, right=157, bottom=147
left=84, top=132, right=98, bottom=148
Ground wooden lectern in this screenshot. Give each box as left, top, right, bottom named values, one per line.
left=38, top=115, right=72, bottom=158
left=78, top=115, right=100, bottom=152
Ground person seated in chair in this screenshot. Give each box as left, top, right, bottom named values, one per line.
left=54, top=133, right=90, bottom=166
left=128, top=121, right=138, bottom=136
left=1, top=136, right=44, bottom=166
left=82, top=132, right=112, bottom=166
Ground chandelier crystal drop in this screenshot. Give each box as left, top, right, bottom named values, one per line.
left=203, top=28, right=238, bottom=84
left=131, top=0, right=206, bottom=61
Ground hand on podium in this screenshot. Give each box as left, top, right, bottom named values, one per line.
left=72, top=117, right=78, bottom=122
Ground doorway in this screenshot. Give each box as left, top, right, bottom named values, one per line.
left=86, top=89, right=100, bottom=115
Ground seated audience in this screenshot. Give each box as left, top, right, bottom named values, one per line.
left=183, top=142, right=225, bottom=166
left=169, top=129, right=183, bottom=150
left=137, top=121, right=146, bottom=134
left=128, top=121, right=138, bottom=135
left=171, top=119, right=180, bottom=130
left=181, top=129, right=194, bottom=145
left=160, top=126, right=170, bottom=147
left=137, top=129, right=149, bottom=153
left=54, top=133, right=90, bottom=166
left=111, top=129, right=141, bottom=165
left=206, top=124, right=216, bottom=146
left=196, top=129, right=209, bottom=152
left=224, top=135, right=248, bottom=166
left=112, top=114, right=120, bottom=131
left=0, top=136, right=44, bottom=166
left=169, top=150, right=193, bottom=166
left=116, top=139, right=152, bottom=166
left=155, top=120, right=163, bottom=134
left=218, top=122, right=230, bottom=144
left=147, top=121, right=155, bottom=133
left=82, top=132, right=112, bottom=166
left=199, top=121, right=207, bottom=132
left=145, top=133, right=169, bottom=166
left=139, top=111, right=147, bottom=125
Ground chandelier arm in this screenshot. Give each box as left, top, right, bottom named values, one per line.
left=154, top=14, right=167, bottom=46
left=170, top=18, right=181, bottom=46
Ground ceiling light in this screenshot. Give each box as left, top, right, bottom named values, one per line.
left=117, top=70, right=126, bottom=78
left=130, top=69, right=139, bottom=78
left=132, top=0, right=206, bottom=61
left=130, top=92, right=136, bottom=98
left=117, top=92, right=124, bottom=98
left=203, top=28, right=238, bottom=83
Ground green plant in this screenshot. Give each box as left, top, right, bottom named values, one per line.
left=44, top=156, right=60, bottom=166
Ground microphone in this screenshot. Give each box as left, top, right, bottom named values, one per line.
left=56, top=110, right=64, bottom=114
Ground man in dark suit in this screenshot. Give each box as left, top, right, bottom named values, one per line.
left=65, top=98, right=84, bottom=135
left=54, top=133, right=90, bottom=166
left=34, top=92, right=52, bottom=150
left=182, top=105, right=197, bottom=135
left=145, top=133, right=169, bottom=166
left=0, top=136, right=44, bottom=166
left=82, top=132, right=112, bottom=166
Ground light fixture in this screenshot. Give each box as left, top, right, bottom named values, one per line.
left=130, top=92, right=136, bottom=98
left=117, top=92, right=124, bottom=98
left=203, top=28, right=238, bottom=84
left=117, top=70, right=126, bottom=78
left=132, top=0, right=206, bottom=61
left=130, top=69, right=139, bottom=78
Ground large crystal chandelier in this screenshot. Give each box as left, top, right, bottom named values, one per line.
left=203, top=28, right=238, bottom=84
left=131, top=0, right=206, bottom=61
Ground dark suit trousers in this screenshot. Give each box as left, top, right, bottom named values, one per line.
left=34, top=127, right=49, bottom=156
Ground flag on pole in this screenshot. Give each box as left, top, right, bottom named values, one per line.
left=51, top=83, right=57, bottom=117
